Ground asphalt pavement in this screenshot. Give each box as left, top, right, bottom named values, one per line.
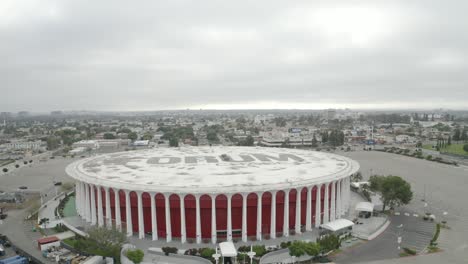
left=334, top=150, right=468, bottom=264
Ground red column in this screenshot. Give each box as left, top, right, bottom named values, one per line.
left=246, top=193, right=258, bottom=237
left=200, top=195, right=212, bottom=239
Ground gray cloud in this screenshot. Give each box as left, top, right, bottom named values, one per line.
left=1, top=0, right=467, bottom=111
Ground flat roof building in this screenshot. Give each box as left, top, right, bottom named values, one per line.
left=68, top=146, right=358, bottom=244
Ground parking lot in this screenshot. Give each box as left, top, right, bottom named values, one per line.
left=334, top=150, right=468, bottom=264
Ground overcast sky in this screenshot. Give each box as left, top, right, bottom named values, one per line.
left=1, top=0, right=467, bottom=112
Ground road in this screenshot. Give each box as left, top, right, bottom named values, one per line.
left=0, top=209, right=55, bottom=264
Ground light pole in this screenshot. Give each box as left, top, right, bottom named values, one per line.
left=247, top=245, right=256, bottom=264
left=442, top=211, right=448, bottom=226
left=397, top=224, right=403, bottom=250
left=212, top=247, right=221, bottom=264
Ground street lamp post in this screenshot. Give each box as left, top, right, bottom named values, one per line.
left=442, top=211, right=448, bottom=225
left=212, top=247, right=221, bottom=264
left=397, top=224, right=403, bottom=250
left=247, top=245, right=256, bottom=264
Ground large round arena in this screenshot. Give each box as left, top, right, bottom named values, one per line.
left=66, top=147, right=359, bottom=244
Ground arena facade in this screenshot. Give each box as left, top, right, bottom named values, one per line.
left=66, top=147, right=359, bottom=244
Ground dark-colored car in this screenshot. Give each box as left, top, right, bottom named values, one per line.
left=18, top=186, right=28, bottom=190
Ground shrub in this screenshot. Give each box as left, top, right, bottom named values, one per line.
left=184, top=248, right=198, bottom=256
left=430, top=223, right=441, bottom=245
left=252, top=245, right=267, bottom=257
left=426, top=155, right=432, bottom=160
left=403, top=247, right=417, bottom=255
left=2, top=168, right=7, bottom=173
left=23, top=161, right=28, bottom=165
left=162, top=247, right=178, bottom=256
left=200, top=248, right=215, bottom=259
left=15, top=164, right=19, bottom=168
left=237, top=246, right=250, bottom=252
left=317, top=234, right=340, bottom=253
left=280, top=241, right=292, bottom=249
left=126, top=249, right=144, bottom=264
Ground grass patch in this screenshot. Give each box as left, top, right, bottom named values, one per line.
left=427, top=245, right=441, bottom=253
left=401, top=247, right=417, bottom=256
left=0, top=159, right=15, bottom=167
left=425, top=143, right=468, bottom=156
left=440, top=144, right=468, bottom=156
left=430, top=223, right=441, bottom=246
left=63, top=237, right=79, bottom=248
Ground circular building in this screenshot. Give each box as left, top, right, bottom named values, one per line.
left=67, top=146, right=359, bottom=244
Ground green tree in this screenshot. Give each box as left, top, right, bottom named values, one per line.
left=128, top=132, right=138, bottom=141
left=304, top=242, right=321, bottom=257
left=447, top=136, right=452, bottom=146
left=462, top=129, right=468, bottom=142
left=238, top=135, right=254, bottom=146
left=288, top=241, right=321, bottom=258
left=169, top=137, right=179, bottom=147
left=317, top=234, right=341, bottom=253
left=274, top=117, right=287, bottom=127
left=141, top=133, right=153, bottom=140
left=463, top=144, right=468, bottom=153
left=321, top=131, right=328, bottom=143
left=312, top=133, right=318, bottom=147
left=103, top=133, right=116, bottom=139
left=369, top=175, right=413, bottom=211
left=126, top=249, right=144, bottom=264
left=46, top=136, right=60, bottom=150
left=288, top=241, right=306, bottom=258
left=118, top=128, right=132, bottom=134
left=453, top=128, right=461, bottom=142
left=75, top=226, right=127, bottom=262
left=244, top=135, right=254, bottom=146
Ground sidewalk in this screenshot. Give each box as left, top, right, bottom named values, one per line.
left=37, top=192, right=66, bottom=228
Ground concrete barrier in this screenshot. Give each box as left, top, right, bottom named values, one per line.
left=259, top=248, right=288, bottom=264
left=148, top=252, right=212, bottom=264
left=367, top=219, right=391, bottom=240
left=354, top=219, right=390, bottom=241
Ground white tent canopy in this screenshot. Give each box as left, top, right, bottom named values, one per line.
left=219, top=242, right=237, bottom=257
left=320, top=219, right=354, bottom=232
left=355, top=202, right=374, bottom=212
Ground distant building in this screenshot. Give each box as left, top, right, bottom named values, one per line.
left=17, top=111, right=29, bottom=117
left=72, top=140, right=99, bottom=149
left=3, top=140, right=44, bottom=151
left=0, top=112, right=12, bottom=119
left=69, top=147, right=86, bottom=155
left=50, top=111, right=63, bottom=115
left=132, top=140, right=149, bottom=147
